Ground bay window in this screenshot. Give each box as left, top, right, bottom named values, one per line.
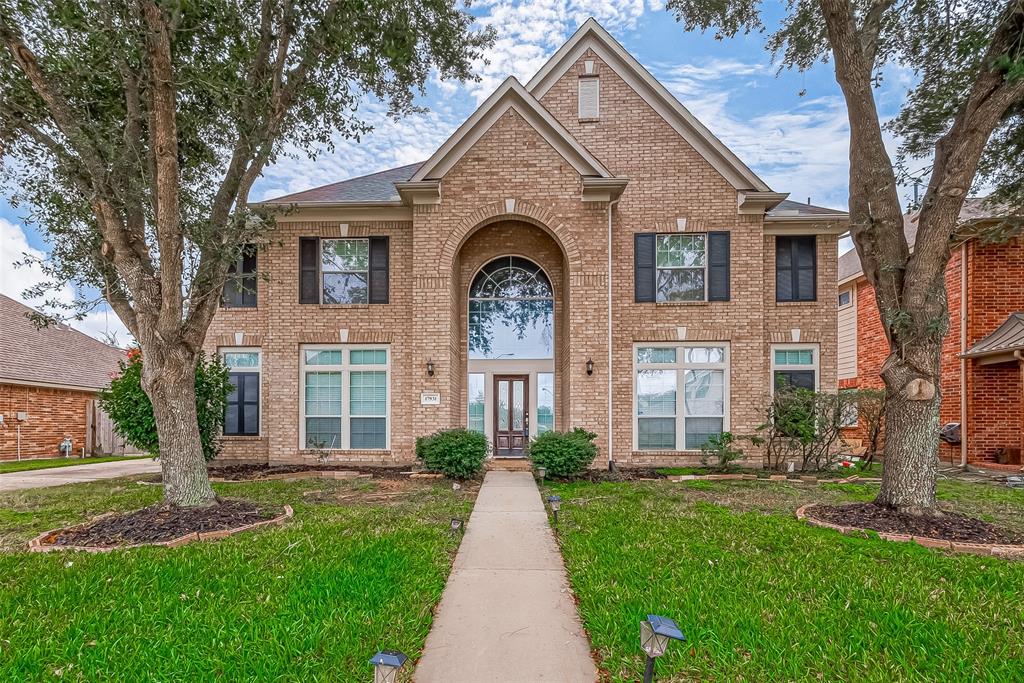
left=300, top=345, right=389, bottom=450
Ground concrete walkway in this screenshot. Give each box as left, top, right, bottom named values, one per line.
left=416, top=470, right=596, bottom=682
left=0, top=458, right=160, bottom=492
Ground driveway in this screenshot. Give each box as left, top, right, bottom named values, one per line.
left=0, top=458, right=161, bottom=492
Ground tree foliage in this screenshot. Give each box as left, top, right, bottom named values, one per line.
left=99, top=348, right=232, bottom=461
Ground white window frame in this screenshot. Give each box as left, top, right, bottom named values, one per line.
left=838, top=288, right=853, bottom=309
left=320, top=238, right=370, bottom=305
left=769, top=343, right=820, bottom=395
left=656, top=233, right=709, bottom=302
left=299, top=344, right=390, bottom=451
left=219, top=347, right=261, bottom=437
left=632, top=342, right=731, bottom=451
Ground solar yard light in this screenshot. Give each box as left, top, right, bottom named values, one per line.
left=640, top=615, right=686, bottom=683
left=450, top=518, right=464, bottom=536
left=370, top=650, right=407, bottom=683
left=536, top=466, right=546, bottom=483
left=546, top=494, right=561, bottom=525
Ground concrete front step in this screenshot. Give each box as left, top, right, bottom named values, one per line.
left=486, top=458, right=533, bottom=471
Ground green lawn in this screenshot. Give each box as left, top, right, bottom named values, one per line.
left=0, top=455, right=151, bottom=475
left=548, top=477, right=1024, bottom=682
left=0, top=475, right=473, bottom=681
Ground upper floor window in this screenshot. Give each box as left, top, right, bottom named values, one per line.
left=776, top=236, right=817, bottom=302
left=468, top=256, right=553, bottom=360
left=222, top=247, right=257, bottom=308
left=578, top=76, right=599, bottom=119
left=299, top=236, right=388, bottom=305
left=656, top=234, right=705, bottom=301
left=634, top=232, right=730, bottom=303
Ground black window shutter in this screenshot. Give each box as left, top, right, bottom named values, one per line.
left=707, top=231, right=730, bottom=301
left=368, top=237, right=389, bottom=304
left=299, top=237, right=319, bottom=304
left=634, top=233, right=656, bottom=302
left=797, top=236, right=817, bottom=301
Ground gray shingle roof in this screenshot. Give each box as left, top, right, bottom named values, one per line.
left=0, top=294, right=125, bottom=391
left=261, top=162, right=423, bottom=205
left=767, top=199, right=848, bottom=217
left=963, top=312, right=1024, bottom=359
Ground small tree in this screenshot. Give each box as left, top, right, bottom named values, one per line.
left=699, top=431, right=744, bottom=470
left=855, top=388, right=887, bottom=470
left=99, top=348, right=232, bottom=462
left=757, top=389, right=852, bottom=472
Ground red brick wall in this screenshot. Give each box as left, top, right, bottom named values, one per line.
left=0, top=383, right=94, bottom=459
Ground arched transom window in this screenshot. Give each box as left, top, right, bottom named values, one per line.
left=469, top=257, right=553, bottom=359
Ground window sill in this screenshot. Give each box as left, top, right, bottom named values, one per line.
left=299, top=448, right=391, bottom=454
left=631, top=450, right=705, bottom=456
left=317, top=303, right=371, bottom=310
left=222, top=435, right=265, bottom=441
left=654, top=300, right=711, bottom=307
left=774, top=300, right=819, bottom=306
left=578, top=117, right=600, bottom=123
left=219, top=306, right=259, bottom=311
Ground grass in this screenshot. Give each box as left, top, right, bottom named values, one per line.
left=654, top=462, right=885, bottom=479
left=548, top=476, right=1024, bottom=682
left=0, top=475, right=473, bottom=681
left=0, top=455, right=151, bottom=475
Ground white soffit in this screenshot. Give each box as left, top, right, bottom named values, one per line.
left=411, top=76, right=613, bottom=182
left=526, top=18, right=771, bottom=192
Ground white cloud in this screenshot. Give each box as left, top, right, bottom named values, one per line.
left=0, top=218, right=131, bottom=345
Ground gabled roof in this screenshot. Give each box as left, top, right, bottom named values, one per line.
left=0, top=294, right=125, bottom=392
left=963, top=312, right=1024, bottom=361
left=258, top=163, right=420, bottom=206
left=409, top=76, right=614, bottom=182
left=526, top=18, right=770, bottom=192
left=768, top=199, right=848, bottom=218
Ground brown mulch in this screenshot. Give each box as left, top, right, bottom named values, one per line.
left=43, top=499, right=275, bottom=548
left=208, top=464, right=409, bottom=481
left=810, top=502, right=1024, bottom=545
left=568, top=468, right=668, bottom=483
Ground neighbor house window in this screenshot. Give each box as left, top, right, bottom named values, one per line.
left=771, top=345, right=819, bottom=393
left=656, top=234, right=706, bottom=302
left=838, top=289, right=852, bottom=308
left=222, top=247, right=257, bottom=308
left=468, top=373, right=485, bottom=433
left=776, top=236, right=817, bottom=302
left=222, top=348, right=260, bottom=436
left=300, top=346, right=389, bottom=450
left=840, top=388, right=859, bottom=427
left=537, top=372, right=554, bottom=433
left=322, top=239, right=369, bottom=304
left=635, top=344, right=729, bottom=450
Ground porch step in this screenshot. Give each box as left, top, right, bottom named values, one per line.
left=486, top=458, right=533, bottom=471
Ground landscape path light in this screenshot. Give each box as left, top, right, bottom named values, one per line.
left=370, top=650, right=407, bottom=683
left=546, top=494, right=561, bottom=525
left=537, top=465, right=546, bottom=483
left=450, top=517, right=464, bottom=536
left=640, top=614, right=686, bottom=683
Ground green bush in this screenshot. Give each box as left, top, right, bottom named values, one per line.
left=526, top=428, right=598, bottom=479
left=415, top=428, right=488, bottom=479
left=98, top=348, right=232, bottom=461
left=700, top=431, right=744, bottom=470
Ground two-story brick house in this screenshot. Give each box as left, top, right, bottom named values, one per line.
left=838, top=198, right=1024, bottom=467
left=206, top=19, right=847, bottom=468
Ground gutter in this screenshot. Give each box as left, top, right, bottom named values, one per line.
left=607, top=196, right=620, bottom=470
left=960, top=242, right=969, bottom=469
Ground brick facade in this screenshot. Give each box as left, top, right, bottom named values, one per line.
left=0, top=384, right=93, bottom=459
left=843, top=237, right=1024, bottom=464
left=206, top=26, right=842, bottom=468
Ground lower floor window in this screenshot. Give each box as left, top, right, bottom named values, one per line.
left=771, top=345, right=819, bottom=393
left=537, top=372, right=554, bottom=433
left=635, top=344, right=728, bottom=450
left=301, top=346, right=389, bottom=450
left=468, top=373, right=485, bottom=433
left=222, top=349, right=260, bottom=436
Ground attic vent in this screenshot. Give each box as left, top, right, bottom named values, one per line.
left=578, top=76, right=599, bottom=119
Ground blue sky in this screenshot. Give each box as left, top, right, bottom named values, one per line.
left=0, top=1, right=916, bottom=341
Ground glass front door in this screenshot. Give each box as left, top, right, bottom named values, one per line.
left=494, top=375, right=529, bottom=457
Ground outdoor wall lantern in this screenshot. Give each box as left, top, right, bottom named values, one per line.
left=450, top=517, right=464, bottom=536
left=586, top=358, right=594, bottom=375
left=546, top=494, right=561, bottom=525
left=370, top=650, right=407, bottom=683
left=426, top=360, right=435, bottom=377
left=640, top=615, right=686, bottom=683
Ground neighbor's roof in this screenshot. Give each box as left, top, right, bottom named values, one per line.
left=0, top=294, right=125, bottom=392
left=261, top=162, right=422, bottom=205
left=767, top=199, right=848, bottom=218
left=963, top=312, right=1024, bottom=360
left=837, top=197, right=1008, bottom=285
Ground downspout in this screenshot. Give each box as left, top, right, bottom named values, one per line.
left=960, top=242, right=968, bottom=468
left=607, top=196, right=620, bottom=470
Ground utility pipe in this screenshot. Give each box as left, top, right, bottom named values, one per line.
left=607, top=196, right=621, bottom=470
left=960, top=242, right=968, bottom=468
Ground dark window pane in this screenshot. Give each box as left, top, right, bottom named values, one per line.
left=774, top=370, right=816, bottom=391
left=351, top=417, right=386, bottom=449
left=638, top=417, right=676, bottom=450
left=685, top=417, right=723, bottom=450
left=656, top=269, right=705, bottom=302
left=323, top=273, right=368, bottom=304
left=305, top=417, right=341, bottom=449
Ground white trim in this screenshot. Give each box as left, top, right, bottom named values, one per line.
left=219, top=347, right=262, bottom=438
left=526, top=18, right=770, bottom=192
left=769, top=343, right=820, bottom=395
left=320, top=237, right=370, bottom=305
left=837, top=288, right=853, bottom=310
left=631, top=342, right=731, bottom=452
left=411, top=77, right=614, bottom=182
left=298, top=344, right=391, bottom=451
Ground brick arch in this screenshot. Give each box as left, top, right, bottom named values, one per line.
left=438, top=200, right=583, bottom=276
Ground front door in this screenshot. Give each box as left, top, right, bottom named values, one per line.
left=494, top=375, right=529, bottom=457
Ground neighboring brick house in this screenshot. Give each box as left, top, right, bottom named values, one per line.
left=207, top=19, right=847, bottom=468
left=837, top=198, right=1024, bottom=466
left=0, top=294, right=125, bottom=459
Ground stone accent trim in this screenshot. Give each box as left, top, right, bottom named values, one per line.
left=27, top=505, right=294, bottom=553
left=795, top=503, right=1024, bottom=558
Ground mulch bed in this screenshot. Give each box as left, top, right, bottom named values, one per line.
left=208, top=464, right=408, bottom=481
left=42, top=499, right=274, bottom=548
left=810, top=502, right=1024, bottom=545
left=571, top=468, right=668, bottom=483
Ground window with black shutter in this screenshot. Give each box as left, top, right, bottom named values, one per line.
left=634, top=231, right=730, bottom=302
left=300, top=237, right=389, bottom=304
left=222, top=247, right=257, bottom=308
left=775, top=236, right=817, bottom=302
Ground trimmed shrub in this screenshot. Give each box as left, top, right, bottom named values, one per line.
left=415, top=428, right=488, bottom=479
left=526, top=428, right=598, bottom=479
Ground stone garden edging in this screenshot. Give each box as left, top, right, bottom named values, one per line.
left=796, top=503, right=1024, bottom=559
left=27, top=505, right=294, bottom=553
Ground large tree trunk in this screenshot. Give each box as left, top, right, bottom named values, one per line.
left=142, top=350, right=217, bottom=508
left=875, top=340, right=943, bottom=512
